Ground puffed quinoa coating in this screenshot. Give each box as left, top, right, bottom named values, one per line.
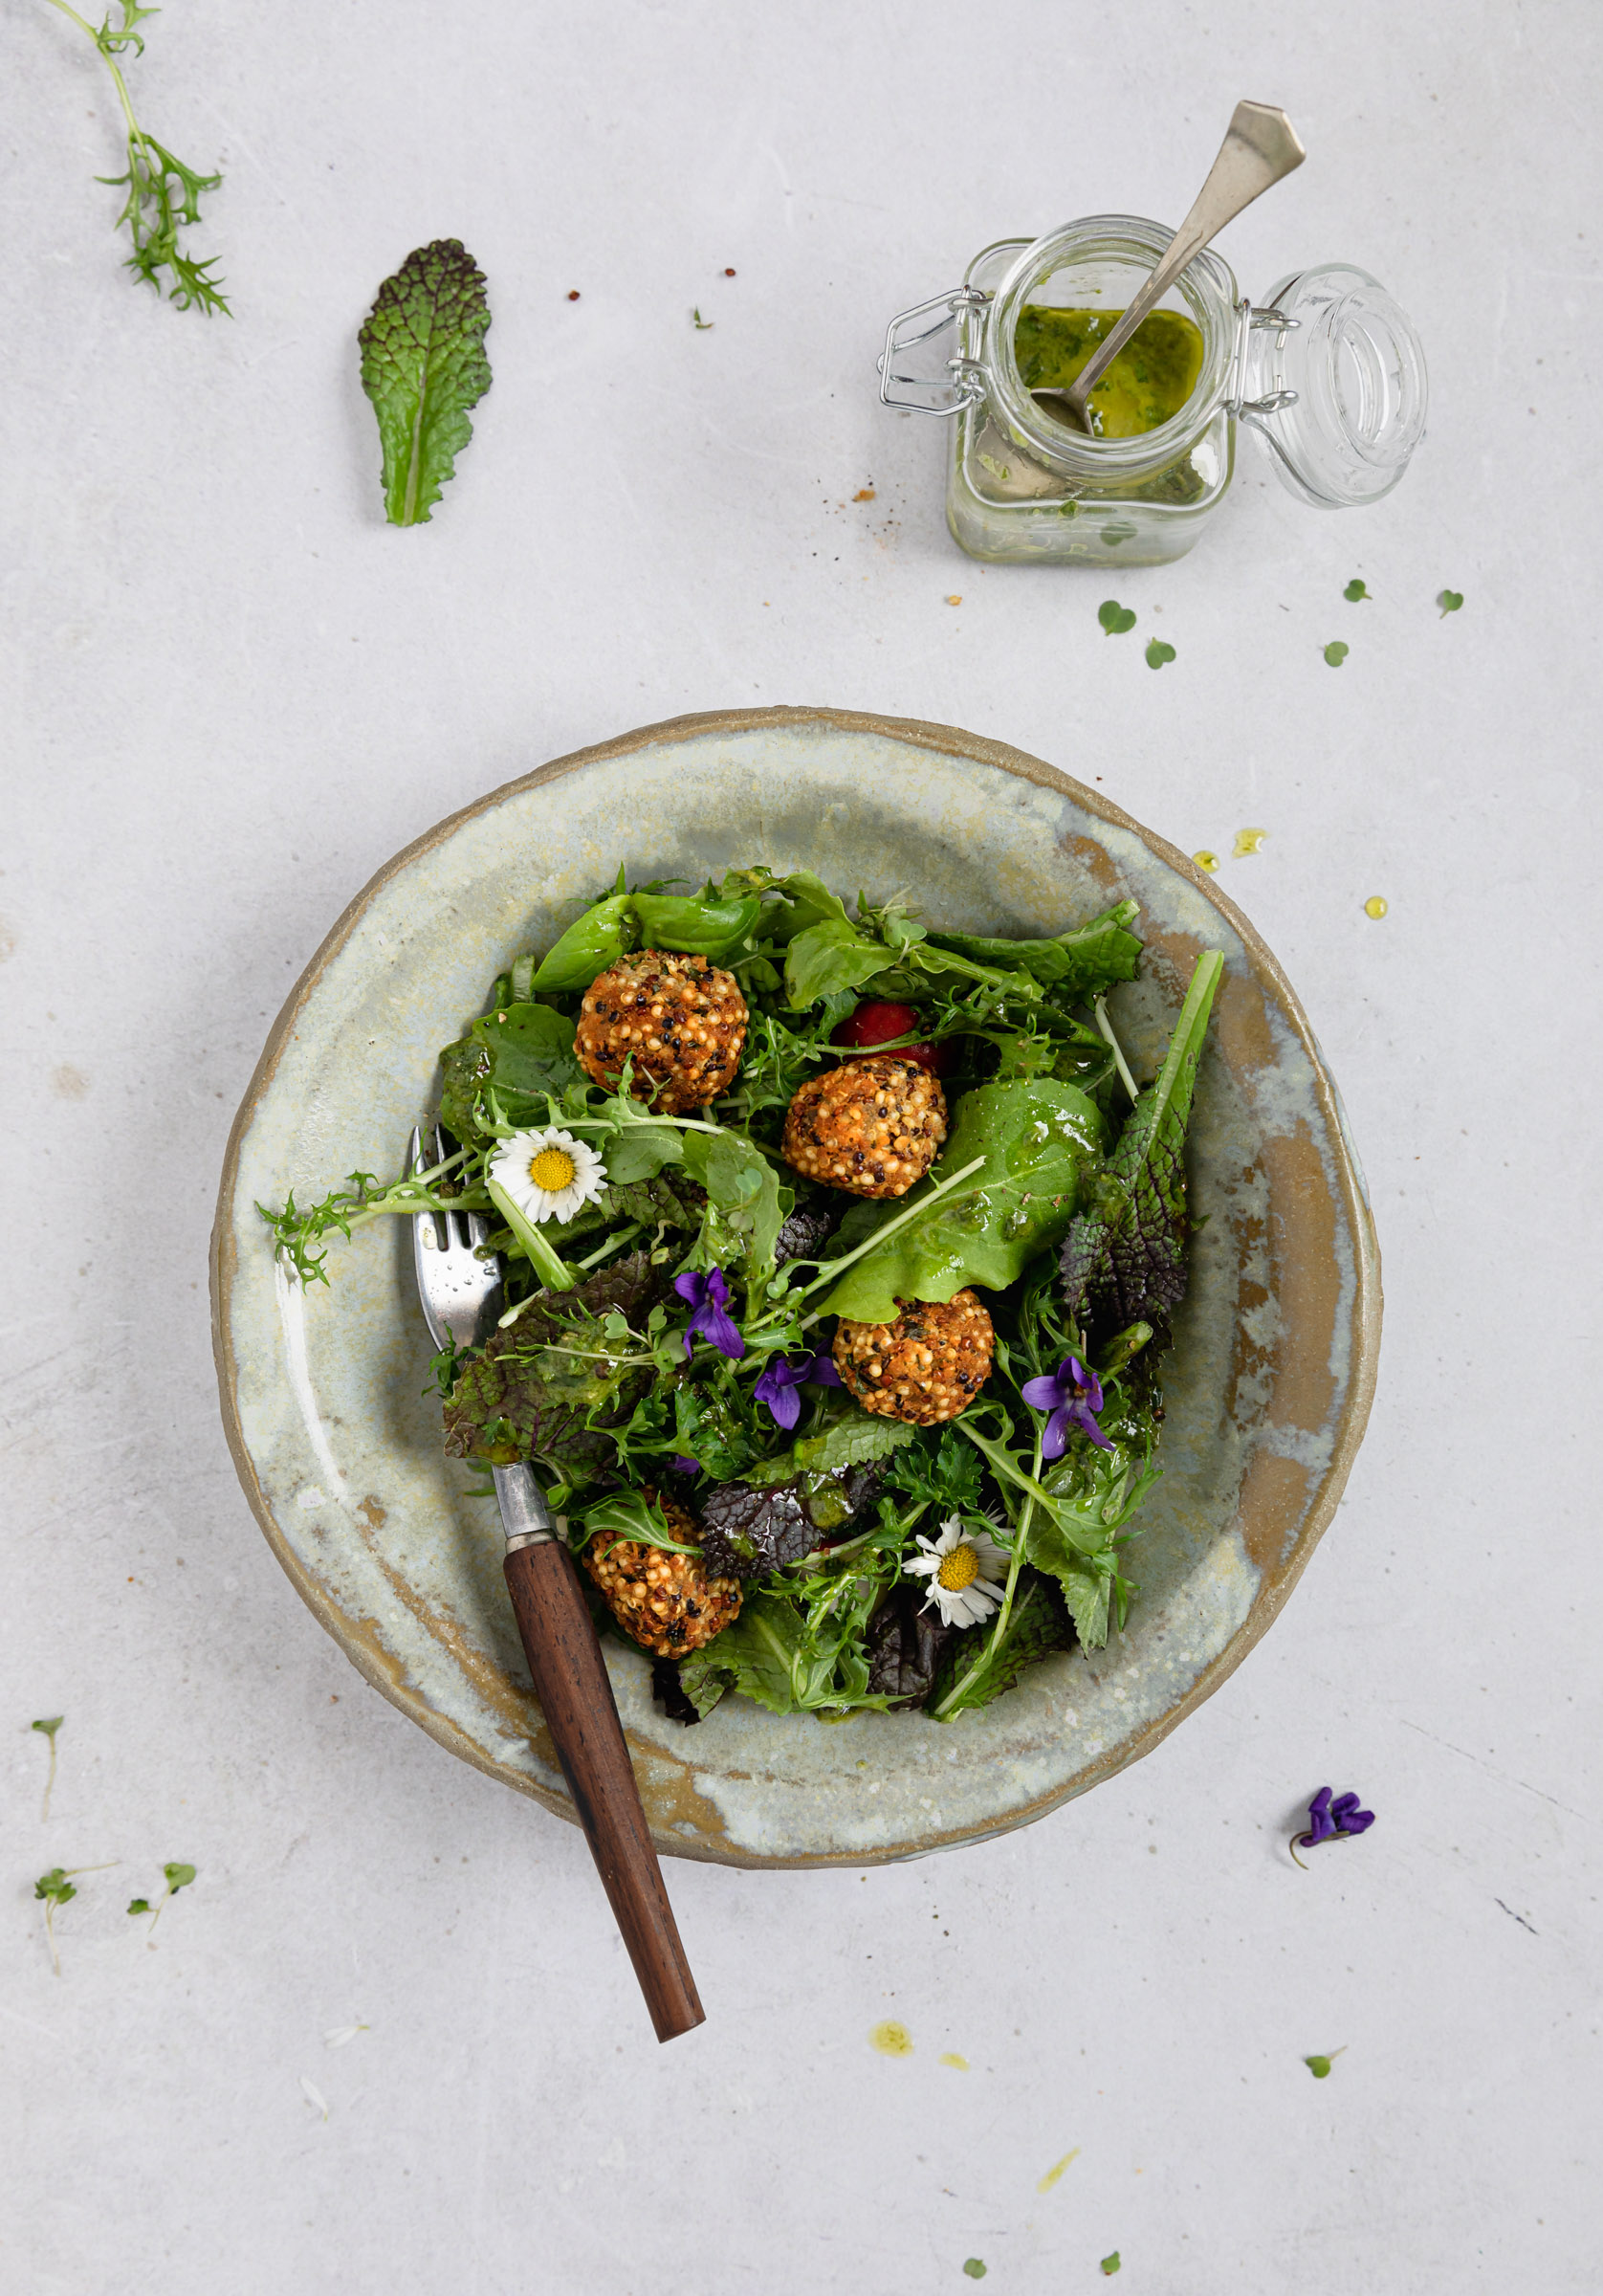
left=832, top=1290, right=995, bottom=1426
left=582, top=1491, right=742, bottom=1656
left=781, top=1056, right=947, bottom=1200
left=577, top=949, right=748, bottom=1114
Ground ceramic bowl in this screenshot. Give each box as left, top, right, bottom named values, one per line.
left=210, top=707, right=1379, bottom=1867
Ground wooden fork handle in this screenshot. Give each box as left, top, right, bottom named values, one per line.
left=502, top=1539, right=705, bottom=2043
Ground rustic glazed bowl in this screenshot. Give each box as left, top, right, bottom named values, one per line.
left=211, top=707, right=1379, bottom=1867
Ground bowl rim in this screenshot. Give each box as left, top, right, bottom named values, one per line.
left=209, top=703, right=1381, bottom=1866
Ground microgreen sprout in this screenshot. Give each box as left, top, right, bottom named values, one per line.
left=31, top=1716, right=64, bottom=1821
left=1343, top=578, right=1370, bottom=602
left=1144, top=638, right=1176, bottom=669
left=1305, top=2046, right=1347, bottom=2078
left=962, top=2264, right=987, bottom=2282
left=1098, top=600, right=1137, bottom=635
left=41, top=0, right=229, bottom=313
left=34, top=1861, right=116, bottom=1976
left=1323, top=641, right=1350, bottom=668
left=1101, top=2258, right=1122, bottom=2278
left=139, top=1859, right=197, bottom=1938
left=692, top=307, right=714, bottom=330
left=1438, top=588, right=1463, bottom=616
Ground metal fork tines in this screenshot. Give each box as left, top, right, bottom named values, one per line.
left=407, top=1122, right=504, bottom=1354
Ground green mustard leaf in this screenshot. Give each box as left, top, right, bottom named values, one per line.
left=928, top=1573, right=1072, bottom=1720
left=819, top=1080, right=1105, bottom=1322
left=926, top=899, right=1143, bottom=994
left=791, top=1406, right=918, bottom=1476
left=784, top=917, right=902, bottom=1007
left=359, top=240, right=493, bottom=527
left=1058, top=951, right=1221, bottom=1340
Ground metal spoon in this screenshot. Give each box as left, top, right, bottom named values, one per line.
left=1035, top=99, right=1306, bottom=435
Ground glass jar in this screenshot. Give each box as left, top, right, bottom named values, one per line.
left=879, top=214, right=1427, bottom=567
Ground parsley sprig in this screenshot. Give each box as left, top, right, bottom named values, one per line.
left=42, top=0, right=229, bottom=314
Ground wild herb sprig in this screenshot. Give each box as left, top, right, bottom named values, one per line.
left=43, top=1, right=229, bottom=314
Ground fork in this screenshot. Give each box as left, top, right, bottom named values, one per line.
left=408, top=1123, right=705, bottom=2044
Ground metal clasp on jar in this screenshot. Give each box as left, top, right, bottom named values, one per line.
left=878, top=285, right=991, bottom=416
left=1226, top=298, right=1302, bottom=463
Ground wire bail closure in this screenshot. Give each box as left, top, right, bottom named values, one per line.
left=878, top=285, right=991, bottom=416
left=1226, top=299, right=1301, bottom=464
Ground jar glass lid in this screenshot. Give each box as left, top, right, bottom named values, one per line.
left=1250, top=264, right=1427, bottom=508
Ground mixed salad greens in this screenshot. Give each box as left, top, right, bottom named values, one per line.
left=264, top=866, right=1221, bottom=1725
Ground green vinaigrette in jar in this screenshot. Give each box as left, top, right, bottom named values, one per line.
left=879, top=213, right=1427, bottom=567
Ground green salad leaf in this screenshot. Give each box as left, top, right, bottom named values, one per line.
left=1058, top=951, right=1221, bottom=1339
left=928, top=1572, right=1072, bottom=1719
left=679, top=1551, right=898, bottom=1718
left=926, top=900, right=1142, bottom=995
left=820, top=1080, right=1104, bottom=1321
left=633, top=891, right=762, bottom=960
left=359, top=240, right=493, bottom=527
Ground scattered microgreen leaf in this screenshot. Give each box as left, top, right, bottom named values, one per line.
left=1098, top=600, right=1137, bottom=636
left=1343, top=578, right=1370, bottom=602
left=31, top=1716, right=63, bottom=1821
left=126, top=1897, right=151, bottom=1915
left=1438, top=588, right=1463, bottom=617
left=962, top=2264, right=987, bottom=2282
left=1323, top=641, right=1350, bottom=668
left=44, top=0, right=229, bottom=312
left=1101, top=2255, right=1122, bottom=2277
left=692, top=306, right=714, bottom=329
left=34, top=1860, right=116, bottom=1976
left=359, top=240, right=493, bottom=526
left=1144, top=638, right=1175, bottom=669
left=1306, top=2054, right=1332, bottom=2077
left=140, top=1859, right=198, bottom=1936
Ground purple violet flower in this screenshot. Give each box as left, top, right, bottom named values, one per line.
left=753, top=1350, right=842, bottom=1431
left=673, top=1266, right=744, bottom=1359
left=1020, top=1355, right=1112, bottom=1460
left=1290, top=1785, right=1375, bottom=1866
left=669, top=1454, right=701, bottom=1476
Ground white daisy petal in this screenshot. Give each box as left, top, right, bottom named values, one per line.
left=490, top=1128, right=608, bottom=1225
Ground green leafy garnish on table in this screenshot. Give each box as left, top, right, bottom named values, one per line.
left=1323, top=641, right=1350, bottom=667
left=359, top=240, right=493, bottom=526
left=1100, top=2254, right=1122, bottom=2276
left=1438, top=588, right=1463, bottom=617
left=1145, top=638, right=1175, bottom=669
left=1098, top=600, right=1137, bottom=635
left=31, top=1715, right=64, bottom=1821
left=1343, top=578, right=1370, bottom=602
left=962, top=2264, right=987, bottom=2282
left=42, top=0, right=229, bottom=313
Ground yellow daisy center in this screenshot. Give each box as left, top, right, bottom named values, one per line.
left=936, top=1543, right=980, bottom=1592
left=528, top=1147, right=578, bottom=1193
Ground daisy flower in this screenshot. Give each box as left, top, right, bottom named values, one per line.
left=903, top=1513, right=1009, bottom=1629
left=488, top=1129, right=607, bottom=1225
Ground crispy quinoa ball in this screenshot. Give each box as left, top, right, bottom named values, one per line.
left=832, top=1291, right=995, bottom=1426
left=582, top=1492, right=742, bottom=1657
left=577, top=949, right=747, bottom=1113
left=781, top=1056, right=947, bottom=1200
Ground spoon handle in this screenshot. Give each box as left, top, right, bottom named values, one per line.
left=1065, top=101, right=1306, bottom=424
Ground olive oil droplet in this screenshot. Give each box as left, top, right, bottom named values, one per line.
left=1193, top=850, right=1219, bottom=873
left=1233, top=828, right=1267, bottom=857
left=869, top=2020, right=914, bottom=2056
left=1364, top=895, right=1389, bottom=919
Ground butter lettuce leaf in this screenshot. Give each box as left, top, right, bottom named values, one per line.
left=359, top=239, right=493, bottom=527
left=818, top=1080, right=1105, bottom=1321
